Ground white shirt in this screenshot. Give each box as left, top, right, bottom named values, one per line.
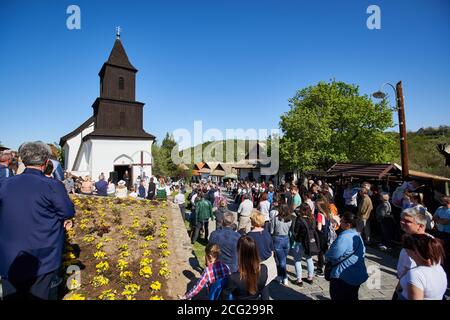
left=259, top=200, right=271, bottom=222
left=397, top=249, right=416, bottom=278
left=397, top=233, right=435, bottom=278
left=238, top=199, right=254, bottom=217
left=129, top=191, right=138, bottom=199
left=400, top=264, right=447, bottom=300
left=174, top=193, right=185, bottom=205
left=107, top=183, right=116, bottom=195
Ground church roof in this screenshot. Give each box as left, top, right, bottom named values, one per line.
left=59, top=116, right=95, bottom=146
left=83, top=129, right=155, bottom=141
left=104, top=38, right=137, bottom=71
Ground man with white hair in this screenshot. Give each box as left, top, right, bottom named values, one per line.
left=0, top=141, right=75, bottom=300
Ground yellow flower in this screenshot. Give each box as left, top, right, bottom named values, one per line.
left=64, top=293, right=86, bottom=300
left=93, top=251, right=107, bottom=260
left=104, top=237, right=112, bottom=243
left=121, top=284, right=140, bottom=299
left=149, top=295, right=163, bottom=300
left=98, top=289, right=117, bottom=300
left=83, top=235, right=96, bottom=243
left=119, top=251, right=130, bottom=259
left=139, top=266, right=153, bottom=278
left=158, top=231, right=167, bottom=238
left=95, top=261, right=110, bottom=273
left=159, top=267, right=170, bottom=278
left=142, top=249, right=152, bottom=257
left=139, top=243, right=149, bottom=249
left=96, top=242, right=105, bottom=250
left=119, top=244, right=129, bottom=251
left=65, top=252, right=76, bottom=260
left=92, top=275, right=109, bottom=287
left=139, top=258, right=152, bottom=267
left=144, top=235, right=154, bottom=241
left=150, top=281, right=161, bottom=291
left=160, top=249, right=171, bottom=258
left=116, top=259, right=129, bottom=271
left=120, top=271, right=133, bottom=280
left=160, top=259, right=169, bottom=268
left=157, top=243, right=168, bottom=250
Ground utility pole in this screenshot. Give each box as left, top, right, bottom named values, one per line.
left=396, top=81, right=409, bottom=180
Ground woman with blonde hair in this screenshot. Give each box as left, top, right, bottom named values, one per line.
left=247, top=210, right=277, bottom=285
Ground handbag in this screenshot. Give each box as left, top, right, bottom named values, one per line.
left=324, top=239, right=361, bottom=281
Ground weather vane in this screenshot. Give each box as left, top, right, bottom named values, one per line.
left=116, top=26, right=121, bottom=39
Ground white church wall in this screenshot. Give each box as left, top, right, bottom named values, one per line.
left=90, top=139, right=153, bottom=183
left=64, top=121, right=94, bottom=171
left=72, top=140, right=93, bottom=176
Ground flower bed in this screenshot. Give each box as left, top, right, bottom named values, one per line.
left=63, top=196, right=171, bottom=300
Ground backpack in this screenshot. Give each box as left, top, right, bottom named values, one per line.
left=208, top=277, right=233, bottom=300
left=296, top=217, right=321, bottom=256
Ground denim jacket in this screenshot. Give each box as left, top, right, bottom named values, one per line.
left=325, top=228, right=368, bottom=286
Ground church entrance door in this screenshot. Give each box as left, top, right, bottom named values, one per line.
left=114, top=165, right=132, bottom=188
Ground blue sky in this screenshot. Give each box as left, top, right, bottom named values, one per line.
left=1, top=0, right=449, bottom=150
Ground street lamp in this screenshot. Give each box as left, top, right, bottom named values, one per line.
left=372, top=81, right=409, bottom=180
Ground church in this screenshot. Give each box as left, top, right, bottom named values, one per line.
left=60, top=31, right=155, bottom=184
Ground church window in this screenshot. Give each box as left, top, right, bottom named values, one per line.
left=119, top=77, right=125, bottom=90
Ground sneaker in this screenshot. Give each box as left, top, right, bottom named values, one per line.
left=315, top=270, right=324, bottom=278
left=303, top=278, right=314, bottom=285
left=282, top=278, right=289, bottom=286
left=379, top=245, right=388, bottom=251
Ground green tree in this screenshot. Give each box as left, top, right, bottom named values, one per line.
left=280, top=80, right=396, bottom=172
left=152, top=133, right=192, bottom=179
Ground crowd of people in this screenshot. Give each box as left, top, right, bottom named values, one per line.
left=179, top=177, right=449, bottom=300
left=1, top=142, right=449, bottom=301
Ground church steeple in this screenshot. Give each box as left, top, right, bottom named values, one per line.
left=105, top=37, right=137, bottom=72
left=99, top=31, right=137, bottom=101
left=87, top=32, right=154, bottom=141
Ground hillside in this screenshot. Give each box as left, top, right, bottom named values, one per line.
left=180, top=139, right=259, bottom=163
left=390, top=130, right=450, bottom=178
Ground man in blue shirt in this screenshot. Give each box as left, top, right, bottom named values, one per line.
left=95, top=174, right=108, bottom=196
left=0, top=141, right=75, bottom=300
left=208, top=212, right=240, bottom=273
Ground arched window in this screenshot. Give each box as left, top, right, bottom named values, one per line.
left=119, top=77, right=124, bottom=90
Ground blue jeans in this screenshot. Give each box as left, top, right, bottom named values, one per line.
left=292, top=242, right=314, bottom=280
left=273, top=235, right=290, bottom=280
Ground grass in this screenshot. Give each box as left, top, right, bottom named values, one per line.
left=183, top=220, right=206, bottom=268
